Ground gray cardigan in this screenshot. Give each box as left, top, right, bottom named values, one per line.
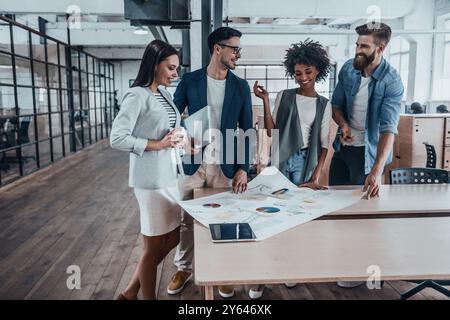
left=110, top=86, right=183, bottom=189
left=273, top=89, right=328, bottom=183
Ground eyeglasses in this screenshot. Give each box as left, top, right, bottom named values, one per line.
left=218, top=43, right=242, bottom=55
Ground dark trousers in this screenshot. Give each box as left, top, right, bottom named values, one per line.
left=329, top=146, right=367, bottom=186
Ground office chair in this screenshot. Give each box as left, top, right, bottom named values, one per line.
left=436, top=104, right=449, bottom=114
left=390, top=167, right=448, bottom=185
left=389, top=167, right=450, bottom=299
left=4, top=116, right=35, bottom=164
left=423, top=143, right=437, bottom=168
left=409, top=102, right=425, bottom=114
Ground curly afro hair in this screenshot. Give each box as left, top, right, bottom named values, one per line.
left=283, top=39, right=331, bottom=83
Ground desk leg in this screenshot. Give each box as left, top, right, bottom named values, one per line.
left=204, top=286, right=214, bottom=300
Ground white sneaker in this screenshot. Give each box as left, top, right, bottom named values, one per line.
left=337, top=281, right=365, bottom=288
left=218, top=285, right=235, bottom=298
left=285, top=283, right=297, bottom=288
left=248, top=285, right=264, bottom=299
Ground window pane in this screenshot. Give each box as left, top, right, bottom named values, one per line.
left=59, top=44, right=66, bottom=66
left=19, top=115, right=35, bottom=143
left=21, top=144, right=37, bottom=175
left=61, top=89, right=69, bottom=111
left=1, top=114, right=16, bottom=145
left=35, top=87, right=48, bottom=113
left=47, top=39, right=58, bottom=64
left=64, top=133, right=72, bottom=154
left=267, top=79, right=287, bottom=92
left=13, top=26, right=29, bottom=57
left=51, top=113, right=61, bottom=136
left=48, top=64, right=59, bottom=88
left=60, top=67, right=67, bottom=88
left=251, top=94, right=263, bottom=106
left=73, top=89, right=80, bottom=108
left=87, top=56, right=94, bottom=73
left=33, top=61, right=47, bottom=87
left=79, top=52, right=86, bottom=72
left=16, top=86, right=34, bottom=114
left=31, top=33, right=45, bottom=61
left=63, top=111, right=71, bottom=133
left=267, top=66, right=286, bottom=78
left=71, top=49, right=79, bottom=70
left=38, top=139, right=51, bottom=165
left=36, top=114, right=50, bottom=140
left=72, top=71, right=80, bottom=90
left=245, top=66, right=266, bottom=79
left=0, top=85, right=15, bottom=115
left=0, top=53, right=13, bottom=84
left=80, top=72, right=87, bottom=91
left=52, top=136, right=63, bottom=160
left=49, top=89, right=59, bottom=112
left=0, top=23, right=11, bottom=52
left=15, top=57, right=32, bottom=86
left=288, top=79, right=297, bottom=89
left=233, top=67, right=245, bottom=78
left=88, top=74, right=94, bottom=88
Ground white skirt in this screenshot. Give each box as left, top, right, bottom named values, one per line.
left=134, top=186, right=181, bottom=236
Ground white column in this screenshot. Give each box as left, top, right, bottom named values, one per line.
left=190, top=0, right=203, bottom=71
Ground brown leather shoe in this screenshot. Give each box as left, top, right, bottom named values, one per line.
left=218, top=285, right=235, bottom=298
left=167, top=271, right=192, bottom=295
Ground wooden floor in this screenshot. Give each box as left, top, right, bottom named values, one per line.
left=0, top=140, right=448, bottom=300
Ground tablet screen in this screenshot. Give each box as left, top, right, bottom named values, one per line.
left=209, top=223, right=257, bottom=242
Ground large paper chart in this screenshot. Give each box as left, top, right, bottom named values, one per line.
left=178, top=167, right=363, bottom=240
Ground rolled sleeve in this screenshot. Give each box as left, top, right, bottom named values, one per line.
left=379, top=81, right=403, bottom=134
left=132, top=137, right=148, bottom=157
left=110, top=90, right=148, bottom=157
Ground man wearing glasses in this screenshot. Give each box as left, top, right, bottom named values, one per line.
left=167, top=27, right=253, bottom=299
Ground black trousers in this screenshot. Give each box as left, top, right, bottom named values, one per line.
left=329, top=146, right=368, bottom=186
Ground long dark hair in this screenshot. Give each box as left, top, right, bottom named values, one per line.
left=131, top=40, right=179, bottom=88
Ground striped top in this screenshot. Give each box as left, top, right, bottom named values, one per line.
left=154, top=91, right=177, bottom=128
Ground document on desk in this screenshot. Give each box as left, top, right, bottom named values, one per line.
left=178, top=167, right=363, bottom=241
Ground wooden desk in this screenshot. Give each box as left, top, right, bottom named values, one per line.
left=194, top=184, right=450, bottom=219
left=192, top=184, right=450, bottom=299
left=195, top=217, right=450, bottom=299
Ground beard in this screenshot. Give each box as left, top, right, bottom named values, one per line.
left=353, top=50, right=376, bottom=71
left=220, top=57, right=235, bottom=70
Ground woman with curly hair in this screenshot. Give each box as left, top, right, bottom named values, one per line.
left=254, top=39, right=332, bottom=190
left=249, top=40, right=332, bottom=299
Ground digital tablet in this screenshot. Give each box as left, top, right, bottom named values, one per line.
left=181, top=106, right=212, bottom=147
left=209, top=223, right=257, bottom=243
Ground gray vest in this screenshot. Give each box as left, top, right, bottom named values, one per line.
left=274, top=89, right=328, bottom=183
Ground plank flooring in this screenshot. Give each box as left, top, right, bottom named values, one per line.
left=0, top=139, right=448, bottom=300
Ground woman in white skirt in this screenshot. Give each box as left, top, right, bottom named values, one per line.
left=110, top=40, right=193, bottom=300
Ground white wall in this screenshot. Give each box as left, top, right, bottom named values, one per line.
left=113, top=60, right=141, bottom=102
left=402, top=0, right=435, bottom=104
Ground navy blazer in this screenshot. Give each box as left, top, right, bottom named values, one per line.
left=173, top=67, right=253, bottom=179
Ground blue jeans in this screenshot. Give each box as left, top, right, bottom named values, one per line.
left=285, top=149, right=308, bottom=185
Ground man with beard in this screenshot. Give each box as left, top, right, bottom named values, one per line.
left=330, top=23, right=403, bottom=288
left=166, top=27, right=253, bottom=299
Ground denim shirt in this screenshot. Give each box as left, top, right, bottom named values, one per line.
left=331, top=57, right=404, bottom=174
